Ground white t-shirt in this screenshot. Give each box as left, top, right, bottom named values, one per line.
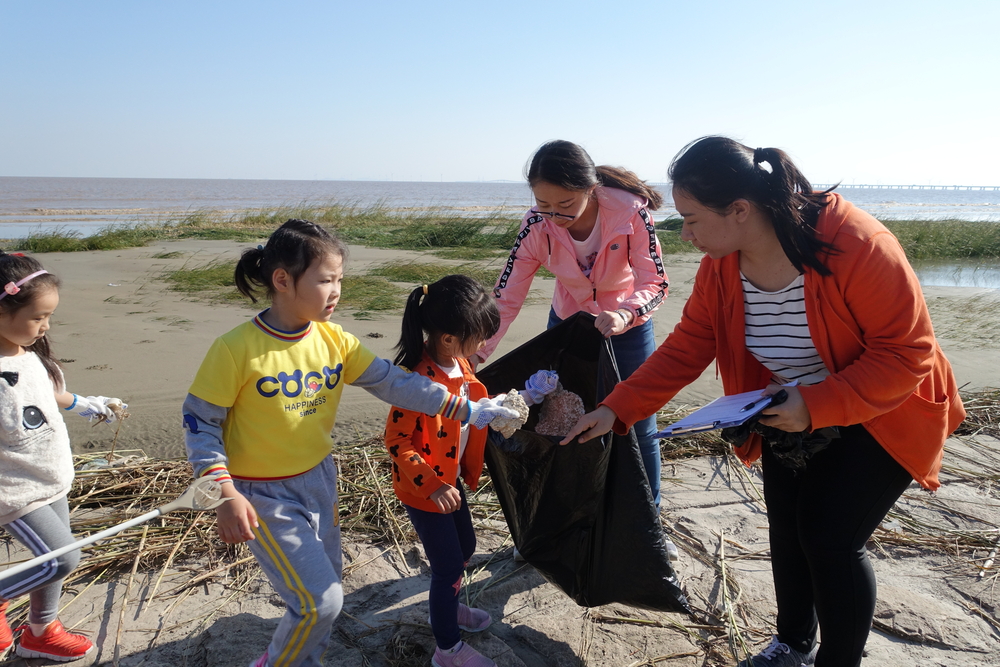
left=571, top=213, right=602, bottom=278
left=440, top=358, right=470, bottom=479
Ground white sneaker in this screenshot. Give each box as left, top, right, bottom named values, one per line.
left=736, top=636, right=817, bottom=667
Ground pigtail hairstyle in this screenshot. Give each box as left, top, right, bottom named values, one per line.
left=668, top=136, right=837, bottom=275
left=393, top=275, right=500, bottom=370
left=0, top=251, right=63, bottom=387
left=526, top=140, right=663, bottom=211
left=234, top=218, right=348, bottom=303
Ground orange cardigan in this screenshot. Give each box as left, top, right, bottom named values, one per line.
left=385, top=350, right=488, bottom=512
left=602, top=194, right=965, bottom=490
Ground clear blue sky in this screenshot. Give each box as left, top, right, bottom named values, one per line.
left=2, top=1, right=997, bottom=185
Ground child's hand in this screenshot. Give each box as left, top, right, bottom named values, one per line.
left=466, top=396, right=519, bottom=429
left=70, top=395, right=128, bottom=423
left=521, top=370, right=559, bottom=406
left=215, top=484, right=258, bottom=543
left=430, top=484, right=462, bottom=513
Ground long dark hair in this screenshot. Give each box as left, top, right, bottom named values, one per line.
left=235, top=219, right=348, bottom=303
left=526, top=140, right=664, bottom=211
left=393, top=275, right=500, bottom=370
left=668, top=136, right=837, bottom=275
left=0, top=251, right=63, bottom=386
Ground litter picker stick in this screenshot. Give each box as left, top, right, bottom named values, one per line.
left=0, top=477, right=229, bottom=584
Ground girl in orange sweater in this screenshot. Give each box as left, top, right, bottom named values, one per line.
left=385, top=275, right=555, bottom=667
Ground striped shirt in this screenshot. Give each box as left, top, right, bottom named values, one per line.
left=742, top=273, right=830, bottom=386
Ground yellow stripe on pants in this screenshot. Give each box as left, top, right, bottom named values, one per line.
left=253, top=516, right=317, bottom=667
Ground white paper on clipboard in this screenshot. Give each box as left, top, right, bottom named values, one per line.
left=653, top=383, right=797, bottom=438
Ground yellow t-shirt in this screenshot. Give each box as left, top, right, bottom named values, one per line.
left=188, top=313, right=376, bottom=479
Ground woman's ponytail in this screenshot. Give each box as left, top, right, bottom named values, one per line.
left=394, top=286, right=427, bottom=370
left=596, top=165, right=663, bottom=210
left=669, top=136, right=836, bottom=275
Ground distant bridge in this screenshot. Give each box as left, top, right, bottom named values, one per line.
left=815, top=184, right=1000, bottom=191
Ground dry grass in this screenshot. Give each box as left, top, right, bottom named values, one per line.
left=1, top=388, right=997, bottom=664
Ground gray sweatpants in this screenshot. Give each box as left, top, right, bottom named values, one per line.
left=236, top=456, right=343, bottom=667
left=0, top=496, right=79, bottom=625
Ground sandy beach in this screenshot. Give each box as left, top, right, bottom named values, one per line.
left=2, top=239, right=999, bottom=666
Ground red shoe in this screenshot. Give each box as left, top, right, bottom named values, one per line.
left=0, top=601, right=12, bottom=652
left=15, top=620, right=93, bottom=662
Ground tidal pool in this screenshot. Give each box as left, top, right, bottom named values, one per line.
left=912, top=259, right=1000, bottom=289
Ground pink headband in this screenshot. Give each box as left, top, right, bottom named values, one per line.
left=0, top=270, right=50, bottom=300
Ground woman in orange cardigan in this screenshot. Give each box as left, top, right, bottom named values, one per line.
left=564, top=137, right=965, bottom=667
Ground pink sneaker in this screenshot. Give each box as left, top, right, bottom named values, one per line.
left=249, top=649, right=269, bottom=667
left=15, top=620, right=93, bottom=662
left=456, top=603, right=491, bottom=632
left=0, top=601, right=12, bottom=652
left=431, top=641, right=495, bottom=667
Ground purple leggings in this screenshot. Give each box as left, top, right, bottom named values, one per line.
left=404, top=483, right=476, bottom=650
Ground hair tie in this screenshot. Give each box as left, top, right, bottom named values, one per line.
left=257, top=244, right=265, bottom=251
left=753, top=147, right=774, bottom=175
left=422, top=284, right=429, bottom=295
left=0, top=270, right=49, bottom=301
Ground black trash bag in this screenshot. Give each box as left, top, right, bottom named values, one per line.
left=478, top=312, right=689, bottom=613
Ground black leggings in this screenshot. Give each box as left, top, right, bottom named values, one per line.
left=761, top=424, right=913, bottom=667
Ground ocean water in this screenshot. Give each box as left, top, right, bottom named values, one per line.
left=0, top=177, right=537, bottom=237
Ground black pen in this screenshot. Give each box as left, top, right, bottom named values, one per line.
left=739, top=397, right=766, bottom=412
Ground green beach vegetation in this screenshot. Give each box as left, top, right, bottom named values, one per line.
left=8, top=203, right=1000, bottom=314
left=882, top=219, right=1000, bottom=260
left=8, top=202, right=998, bottom=260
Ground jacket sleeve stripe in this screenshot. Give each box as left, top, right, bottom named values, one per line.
left=494, top=214, right=543, bottom=298
left=634, top=207, right=669, bottom=317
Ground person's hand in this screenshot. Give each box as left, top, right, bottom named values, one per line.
left=469, top=353, right=484, bottom=371
left=595, top=310, right=630, bottom=338
left=215, top=484, right=258, bottom=544
left=466, top=396, right=519, bottom=429
left=520, top=370, right=559, bottom=406
left=71, top=395, right=128, bottom=424
left=757, top=385, right=812, bottom=432
left=430, top=484, right=462, bottom=513
left=559, top=405, right=618, bottom=445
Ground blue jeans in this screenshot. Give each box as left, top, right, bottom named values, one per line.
left=547, top=309, right=661, bottom=507
left=404, top=483, right=476, bottom=650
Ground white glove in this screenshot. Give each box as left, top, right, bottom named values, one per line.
left=520, top=370, right=559, bottom=406
left=69, top=395, right=127, bottom=423
left=465, top=396, right=519, bottom=430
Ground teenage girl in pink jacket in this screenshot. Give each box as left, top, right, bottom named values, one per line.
left=475, top=140, right=675, bottom=556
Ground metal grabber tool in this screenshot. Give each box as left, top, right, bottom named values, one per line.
left=0, top=476, right=230, bottom=583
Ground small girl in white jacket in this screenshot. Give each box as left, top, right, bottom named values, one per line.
left=0, top=251, right=126, bottom=662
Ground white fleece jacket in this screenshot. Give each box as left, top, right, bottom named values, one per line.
left=0, top=352, right=73, bottom=524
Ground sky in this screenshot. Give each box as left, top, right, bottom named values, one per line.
left=1, top=0, right=998, bottom=185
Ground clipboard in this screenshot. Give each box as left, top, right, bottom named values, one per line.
left=654, top=388, right=790, bottom=438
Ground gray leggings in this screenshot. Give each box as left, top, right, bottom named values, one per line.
left=1, top=496, right=79, bottom=625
